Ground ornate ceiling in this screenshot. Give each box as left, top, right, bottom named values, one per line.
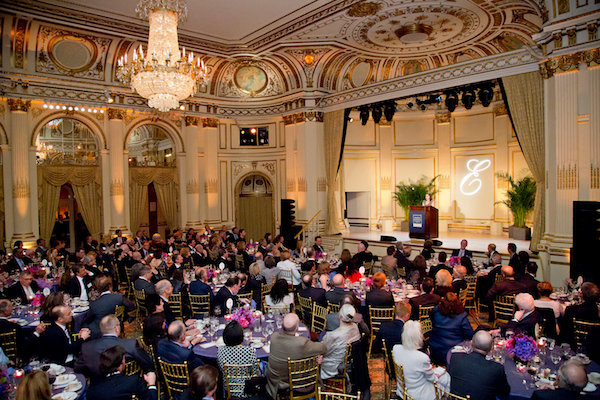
left=1, top=0, right=593, bottom=116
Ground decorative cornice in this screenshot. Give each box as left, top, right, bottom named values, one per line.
left=7, top=98, right=31, bottom=112
left=184, top=116, right=201, bottom=126
left=583, top=48, right=600, bottom=68
left=435, top=113, right=451, bottom=124
left=202, top=118, right=219, bottom=128
left=110, top=180, right=124, bottom=196
left=283, top=111, right=324, bottom=125
left=107, top=108, right=125, bottom=120
left=538, top=49, right=600, bottom=78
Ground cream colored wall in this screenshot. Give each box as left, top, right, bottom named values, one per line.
left=342, top=102, right=530, bottom=234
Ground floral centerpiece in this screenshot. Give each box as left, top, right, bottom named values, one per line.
left=448, top=256, right=462, bottom=268
left=231, top=307, right=255, bottom=329
left=505, top=334, right=538, bottom=363
left=31, top=293, right=45, bottom=307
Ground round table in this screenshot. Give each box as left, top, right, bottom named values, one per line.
left=193, top=317, right=310, bottom=360
left=447, top=342, right=600, bottom=399
left=10, top=309, right=89, bottom=332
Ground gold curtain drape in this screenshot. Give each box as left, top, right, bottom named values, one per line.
left=38, top=166, right=102, bottom=241
left=129, top=167, right=178, bottom=231
left=323, top=110, right=345, bottom=235
left=0, top=166, right=4, bottom=250
left=502, top=72, right=546, bottom=251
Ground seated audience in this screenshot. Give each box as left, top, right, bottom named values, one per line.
left=157, top=321, right=204, bottom=371
left=325, top=274, right=351, bottom=305
left=315, top=262, right=331, bottom=290
left=182, top=365, right=219, bottom=400
left=134, top=266, right=157, bottom=295
left=428, top=293, right=474, bottom=365
left=265, top=279, right=294, bottom=310
left=451, top=265, right=468, bottom=295
left=86, top=277, right=134, bottom=338
left=421, top=239, right=435, bottom=260
left=531, top=359, right=588, bottom=400
left=409, top=277, right=441, bottom=320
left=428, top=251, right=451, bottom=279
left=265, top=313, right=326, bottom=400
left=392, top=320, right=449, bottom=400
left=561, top=282, right=600, bottom=345
left=299, top=273, right=327, bottom=306
left=75, top=314, right=152, bottom=380
left=326, top=294, right=369, bottom=335
left=394, top=242, right=413, bottom=277
left=156, top=280, right=176, bottom=324
left=245, top=262, right=265, bottom=306
left=40, top=292, right=65, bottom=324
left=142, top=294, right=167, bottom=350
left=352, top=240, right=374, bottom=267
left=460, top=256, right=475, bottom=275
left=0, top=299, right=45, bottom=360
left=448, top=330, right=510, bottom=400
left=503, top=293, right=540, bottom=337
left=259, top=255, right=278, bottom=284
left=321, top=304, right=361, bottom=379
left=434, top=269, right=454, bottom=298
left=216, top=321, right=258, bottom=397
left=170, top=268, right=187, bottom=294
left=213, top=276, right=242, bottom=314
left=534, top=281, right=565, bottom=319
left=452, top=239, right=473, bottom=258
left=381, top=245, right=398, bottom=279
left=517, top=262, right=540, bottom=298
left=86, top=345, right=157, bottom=400
left=5, top=270, right=41, bottom=305
left=14, top=370, right=52, bottom=400
left=276, top=250, right=301, bottom=287
left=39, top=305, right=91, bottom=365
left=485, top=266, right=525, bottom=303
left=189, top=268, right=212, bottom=295
left=408, top=254, right=427, bottom=286
left=366, top=272, right=394, bottom=307
left=372, top=302, right=412, bottom=359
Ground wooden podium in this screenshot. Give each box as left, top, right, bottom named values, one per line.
left=408, top=206, right=439, bottom=239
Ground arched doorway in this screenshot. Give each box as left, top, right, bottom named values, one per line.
left=36, top=117, right=102, bottom=249
left=127, top=124, right=178, bottom=237
left=235, top=174, right=274, bottom=242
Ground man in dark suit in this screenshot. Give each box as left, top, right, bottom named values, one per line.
left=325, top=274, right=351, bottom=305
left=189, top=268, right=212, bottom=295
left=0, top=299, right=45, bottom=360
left=448, top=330, right=510, bottom=400
left=531, top=358, right=588, bottom=400
left=39, top=305, right=91, bottom=365
left=68, top=263, right=93, bottom=301
left=110, top=230, right=127, bottom=247
left=299, top=274, right=326, bottom=306
left=451, top=266, right=468, bottom=294
left=394, top=243, right=413, bottom=277
left=372, top=302, right=411, bottom=357
left=502, top=293, right=541, bottom=337
left=484, top=266, right=525, bottom=303
left=428, top=251, right=452, bottom=279
left=366, top=272, right=395, bottom=308
left=451, top=239, right=473, bottom=259
left=5, top=270, right=40, bottom=305
left=85, top=277, right=135, bottom=338
left=352, top=240, right=375, bottom=267
left=75, top=315, right=152, bottom=380
left=86, top=345, right=158, bottom=400
left=213, top=276, right=241, bottom=314
left=4, top=249, right=28, bottom=275
left=35, top=238, right=48, bottom=258
left=409, top=277, right=441, bottom=320
left=560, top=282, right=600, bottom=345
left=157, top=321, right=204, bottom=372
left=484, top=243, right=498, bottom=267
left=134, top=266, right=157, bottom=295
left=516, top=262, right=540, bottom=299
left=507, top=242, right=519, bottom=269
left=312, top=236, right=324, bottom=258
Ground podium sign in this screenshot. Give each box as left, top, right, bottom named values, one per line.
left=408, top=206, right=439, bottom=239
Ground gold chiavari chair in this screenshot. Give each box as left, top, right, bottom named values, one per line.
left=311, top=303, right=328, bottom=334
left=261, top=281, right=275, bottom=312
left=461, top=281, right=479, bottom=317
left=158, top=358, right=189, bottom=399
left=492, top=295, right=516, bottom=328
left=419, top=305, right=435, bottom=338
left=278, top=270, right=294, bottom=286
left=434, top=382, right=471, bottom=400
left=382, top=339, right=395, bottom=400
left=367, top=306, right=395, bottom=356
left=322, top=343, right=352, bottom=394
left=317, top=388, right=360, bottom=400
left=124, top=359, right=141, bottom=376
left=396, top=264, right=407, bottom=279
left=297, top=296, right=313, bottom=325
left=363, top=261, right=374, bottom=276
left=189, top=294, right=211, bottom=318
left=327, top=302, right=340, bottom=313
left=114, top=304, right=126, bottom=337
left=237, top=291, right=253, bottom=303
left=133, top=287, right=147, bottom=325
left=283, top=356, right=320, bottom=400
left=393, top=359, right=406, bottom=399
left=208, top=249, right=218, bottom=261
left=574, top=319, right=600, bottom=349
left=495, top=274, right=505, bottom=283
left=140, top=340, right=162, bottom=397
left=235, top=254, right=245, bottom=271
left=168, top=293, right=184, bottom=320
left=0, top=330, right=17, bottom=360
left=223, top=361, right=261, bottom=400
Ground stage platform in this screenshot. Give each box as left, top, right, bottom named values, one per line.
left=327, top=230, right=532, bottom=258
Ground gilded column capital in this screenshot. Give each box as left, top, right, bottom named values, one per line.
left=202, top=118, right=219, bottom=128
left=7, top=99, right=31, bottom=112
left=539, top=53, right=581, bottom=79
left=107, top=108, right=126, bottom=120
left=185, top=116, right=201, bottom=126
left=110, top=180, right=124, bottom=196
left=12, top=179, right=30, bottom=198
left=435, top=113, right=451, bottom=124
left=583, top=48, right=600, bottom=68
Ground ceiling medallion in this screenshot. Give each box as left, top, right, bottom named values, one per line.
left=395, top=24, right=434, bottom=43
left=348, top=1, right=382, bottom=17
left=117, top=0, right=207, bottom=112
left=233, top=65, right=268, bottom=95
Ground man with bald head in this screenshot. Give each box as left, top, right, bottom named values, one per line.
left=157, top=320, right=204, bottom=372
left=266, top=313, right=326, bottom=399
left=531, top=359, right=588, bottom=399
left=485, top=265, right=525, bottom=302
left=325, top=274, right=351, bottom=305
left=448, top=330, right=510, bottom=400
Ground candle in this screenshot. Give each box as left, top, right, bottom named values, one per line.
left=224, top=314, right=232, bottom=321
left=14, top=369, right=24, bottom=378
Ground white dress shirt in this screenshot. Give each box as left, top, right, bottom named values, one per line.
left=77, top=276, right=88, bottom=301
left=56, top=322, right=74, bottom=363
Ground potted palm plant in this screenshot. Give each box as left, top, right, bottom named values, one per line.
left=496, top=173, right=536, bottom=240
left=393, top=176, right=438, bottom=231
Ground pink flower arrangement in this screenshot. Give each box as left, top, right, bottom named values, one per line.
left=506, top=334, right=538, bottom=362
left=448, top=256, right=462, bottom=267
left=31, top=293, right=44, bottom=307
left=364, top=278, right=373, bottom=287
left=231, top=307, right=255, bottom=329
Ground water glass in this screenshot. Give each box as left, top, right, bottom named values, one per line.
left=546, top=338, right=555, bottom=351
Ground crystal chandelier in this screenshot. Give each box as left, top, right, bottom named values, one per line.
left=117, top=0, right=207, bottom=112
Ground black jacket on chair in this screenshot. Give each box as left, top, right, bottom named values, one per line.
left=372, top=319, right=405, bottom=357
left=366, top=288, right=395, bottom=308
left=448, top=351, right=510, bottom=400
left=86, top=373, right=158, bottom=400
left=39, top=323, right=85, bottom=364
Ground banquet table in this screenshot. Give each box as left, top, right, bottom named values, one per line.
left=10, top=307, right=89, bottom=332
left=193, top=317, right=310, bottom=360
left=447, top=342, right=600, bottom=399
left=50, top=366, right=87, bottom=400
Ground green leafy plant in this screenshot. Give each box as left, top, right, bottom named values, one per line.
left=496, top=173, right=536, bottom=228
left=393, top=176, right=438, bottom=220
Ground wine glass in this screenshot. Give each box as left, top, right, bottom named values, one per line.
left=560, top=343, right=571, bottom=358
left=546, top=338, right=555, bottom=351
left=214, top=306, right=222, bottom=317
left=265, top=321, right=275, bottom=340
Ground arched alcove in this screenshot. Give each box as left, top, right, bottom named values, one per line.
left=235, top=173, right=274, bottom=242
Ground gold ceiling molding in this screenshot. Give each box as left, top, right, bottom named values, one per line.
left=493, top=104, right=508, bottom=116
left=435, top=113, right=451, bottom=124
left=583, top=48, right=600, bottom=67
left=283, top=111, right=324, bottom=125
left=7, top=98, right=31, bottom=112
left=184, top=116, right=201, bottom=126
left=11, top=18, right=30, bottom=70
left=539, top=53, right=581, bottom=78
left=286, top=48, right=329, bottom=87
left=347, top=2, right=381, bottom=17
left=202, top=118, right=218, bottom=128
left=107, top=108, right=125, bottom=120
left=589, top=23, right=598, bottom=41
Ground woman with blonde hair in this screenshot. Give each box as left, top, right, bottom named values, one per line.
left=434, top=269, right=453, bottom=298
left=316, top=262, right=331, bottom=290
left=15, top=370, right=52, bottom=400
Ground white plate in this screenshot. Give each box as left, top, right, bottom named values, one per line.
left=28, top=320, right=41, bottom=327
left=575, top=354, right=591, bottom=364
left=52, top=391, right=77, bottom=400
left=65, top=380, right=82, bottom=392
left=73, top=306, right=89, bottom=313
left=589, top=372, right=600, bottom=385
left=49, top=364, right=66, bottom=375
left=583, top=382, right=597, bottom=393
left=549, top=293, right=559, bottom=299
left=53, top=374, right=76, bottom=387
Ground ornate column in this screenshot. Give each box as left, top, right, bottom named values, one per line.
left=435, top=113, right=451, bottom=233
left=107, top=108, right=129, bottom=235
left=8, top=99, right=35, bottom=244
left=378, top=120, right=394, bottom=231
left=184, top=117, right=202, bottom=229
left=200, top=118, right=220, bottom=225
